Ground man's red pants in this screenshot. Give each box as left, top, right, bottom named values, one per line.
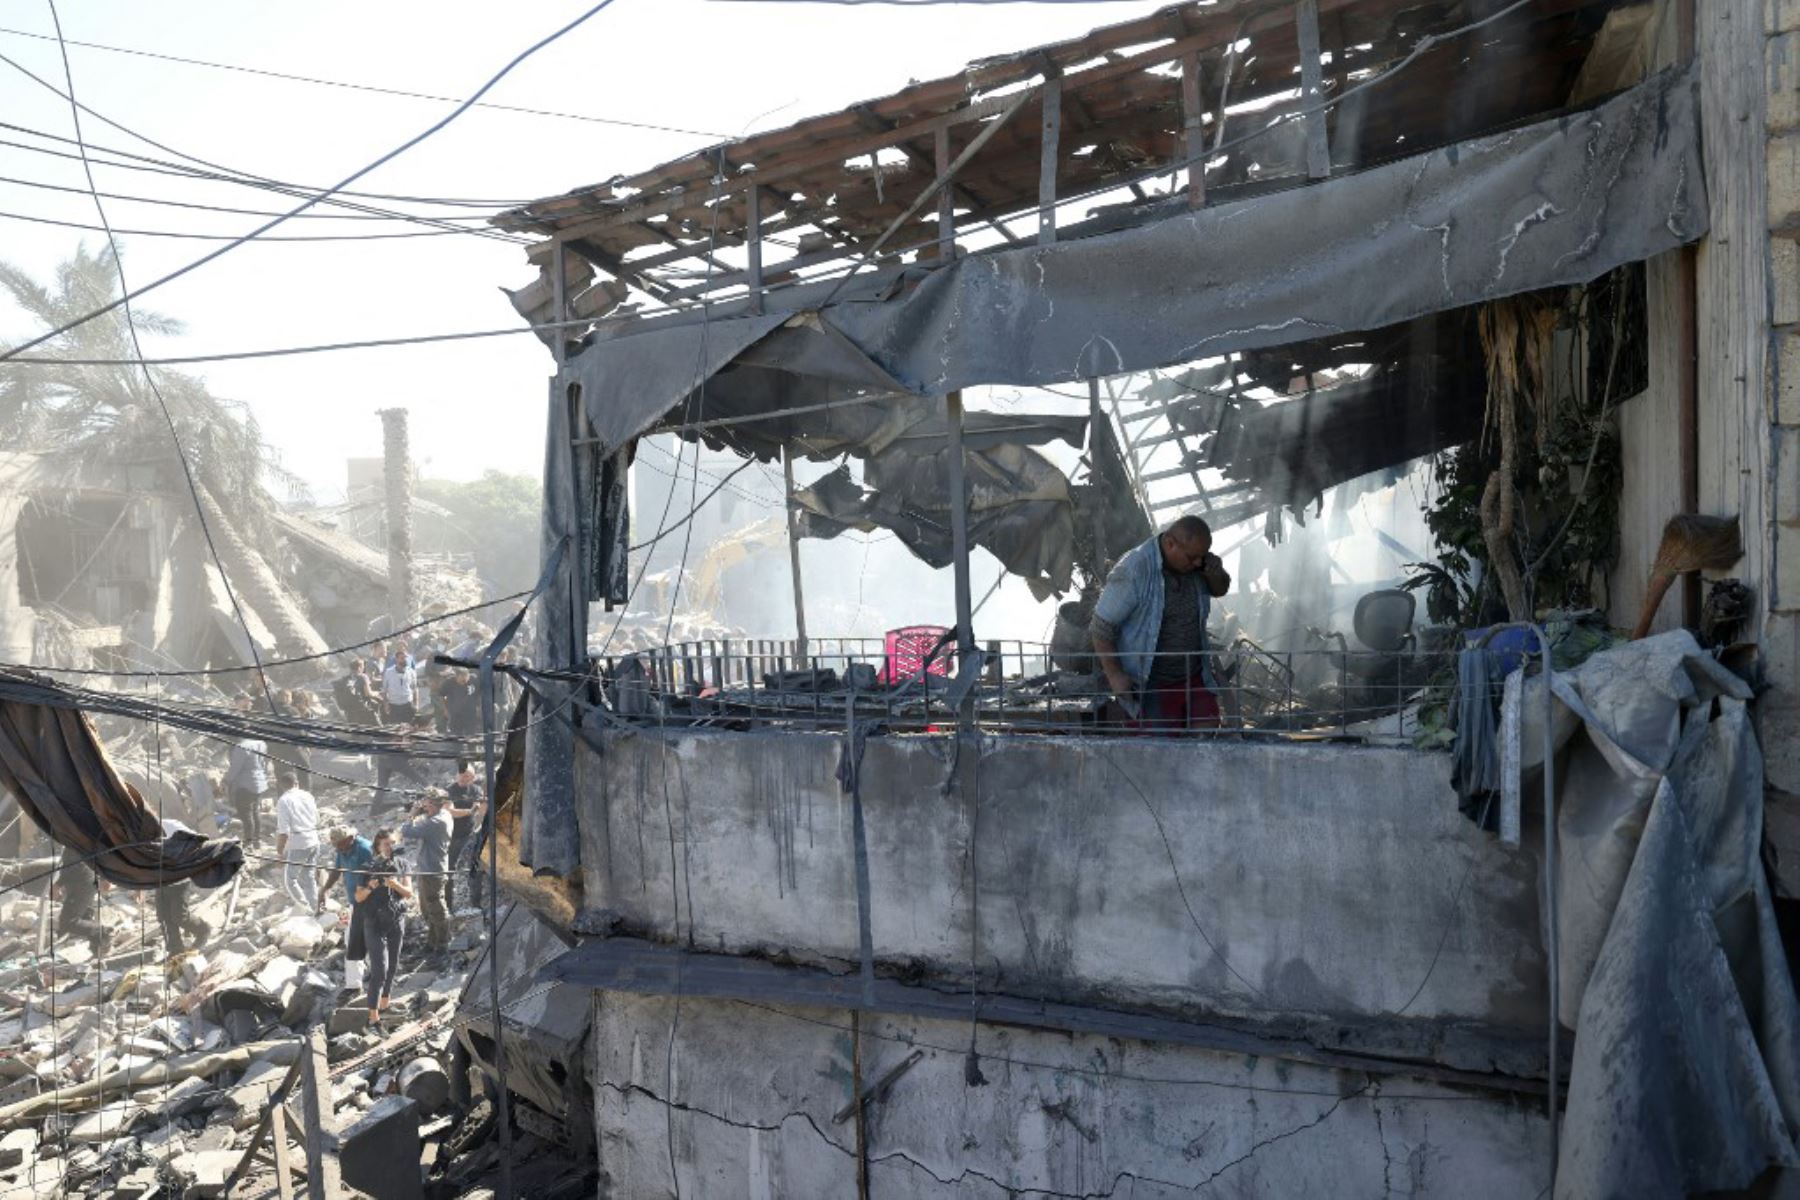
left=1130, top=671, right=1221, bottom=733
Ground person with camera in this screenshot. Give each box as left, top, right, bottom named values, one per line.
left=401, top=790, right=455, bottom=965
left=354, top=828, right=412, bottom=1025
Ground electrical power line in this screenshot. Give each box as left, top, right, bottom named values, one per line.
left=0, top=206, right=479, bottom=241
left=0, top=23, right=732, bottom=141
left=0, top=56, right=540, bottom=241
left=23, top=589, right=531, bottom=677
left=42, top=0, right=279, bottom=712
left=0, top=47, right=535, bottom=211
left=0, top=0, right=627, bottom=363
left=0, top=170, right=500, bottom=221
left=0, top=129, right=532, bottom=240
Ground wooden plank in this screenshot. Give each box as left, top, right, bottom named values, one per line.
left=551, top=240, right=569, bottom=367
left=849, top=104, right=1020, bottom=245
left=518, top=0, right=1604, bottom=240
left=299, top=1027, right=342, bottom=1200
left=1038, top=77, right=1062, bottom=245
left=1180, top=50, right=1206, bottom=208
left=223, top=1056, right=304, bottom=1196
left=269, top=1103, right=295, bottom=1200
left=936, top=127, right=955, bottom=259
left=1295, top=0, right=1331, bottom=179
left=746, top=184, right=764, bottom=315
left=782, top=447, right=808, bottom=665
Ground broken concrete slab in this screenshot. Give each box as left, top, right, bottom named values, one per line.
left=339, top=1094, right=422, bottom=1200
left=173, top=1148, right=237, bottom=1199
left=158, top=1075, right=212, bottom=1119
left=0, top=1126, right=36, bottom=1170
left=328, top=1007, right=370, bottom=1036
left=67, top=1098, right=144, bottom=1143
left=113, top=1167, right=159, bottom=1200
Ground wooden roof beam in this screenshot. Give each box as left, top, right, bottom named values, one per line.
left=848, top=104, right=1022, bottom=245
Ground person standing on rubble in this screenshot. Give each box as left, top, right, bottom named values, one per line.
left=439, top=669, right=481, bottom=739
left=336, top=659, right=381, bottom=725
left=320, top=825, right=375, bottom=983
left=273, top=771, right=321, bottom=910
left=354, top=828, right=411, bottom=1023
left=382, top=647, right=420, bottom=726
left=1090, top=515, right=1232, bottom=733
left=443, top=763, right=486, bottom=912
left=222, top=696, right=270, bottom=849
left=401, top=790, right=455, bottom=965
left=154, top=817, right=212, bottom=957
left=52, top=844, right=111, bottom=958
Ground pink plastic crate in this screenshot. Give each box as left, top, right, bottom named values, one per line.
left=879, top=625, right=955, bottom=685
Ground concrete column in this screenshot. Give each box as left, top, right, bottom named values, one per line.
left=378, top=408, right=415, bottom=633
left=0, top=457, right=37, bottom=665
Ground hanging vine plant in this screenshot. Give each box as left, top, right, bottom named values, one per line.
left=1405, top=267, right=1639, bottom=628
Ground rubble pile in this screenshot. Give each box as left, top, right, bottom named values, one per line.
left=0, top=823, right=507, bottom=1198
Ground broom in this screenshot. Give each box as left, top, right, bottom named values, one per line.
left=1630, top=514, right=1743, bottom=640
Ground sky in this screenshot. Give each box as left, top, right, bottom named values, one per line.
left=0, top=0, right=1174, bottom=503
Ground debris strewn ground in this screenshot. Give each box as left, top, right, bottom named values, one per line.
left=0, top=766, right=591, bottom=1198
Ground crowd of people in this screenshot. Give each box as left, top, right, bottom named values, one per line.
left=49, top=622, right=506, bottom=1003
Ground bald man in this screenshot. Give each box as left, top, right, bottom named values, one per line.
left=1090, top=515, right=1231, bottom=732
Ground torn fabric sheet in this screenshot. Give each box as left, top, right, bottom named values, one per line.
left=1506, top=633, right=1800, bottom=1198
left=553, top=63, right=1704, bottom=452
left=0, top=680, right=242, bottom=889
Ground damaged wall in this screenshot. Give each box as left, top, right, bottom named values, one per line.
left=578, top=730, right=1548, bottom=1068
left=589, top=990, right=1551, bottom=1198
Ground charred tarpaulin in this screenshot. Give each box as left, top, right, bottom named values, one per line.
left=490, top=1, right=1746, bottom=1196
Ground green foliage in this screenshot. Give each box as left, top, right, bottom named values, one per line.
left=416, top=471, right=543, bottom=595
left=1405, top=277, right=1633, bottom=628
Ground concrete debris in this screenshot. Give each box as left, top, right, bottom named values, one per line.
left=339, top=1095, right=422, bottom=1200
left=0, top=754, right=548, bottom=1200
left=328, top=1007, right=371, bottom=1036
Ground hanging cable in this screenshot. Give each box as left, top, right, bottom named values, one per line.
left=0, top=24, right=731, bottom=141
left=0, top=124, right=533, bottom=242
left=0, top=169, right=501, bottom=221
left=0, top=57, right=539, bottom=243
left=0, top=207, right=480, bottom=241
left=41, top=0, right=278, bottom=712
left=1, top=0, right=627, bottom=362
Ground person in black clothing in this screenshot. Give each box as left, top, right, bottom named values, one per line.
left=440, top=670, right=482, bottom=739
left=372, top=718, right=436, bottom=817
left=54, top=845, right=111, bottom=957
left=335, top=660, right=381, bottom=726
left=443, top=763, right=487, bottom=912
left=354, top=829, right=411, bottom=1024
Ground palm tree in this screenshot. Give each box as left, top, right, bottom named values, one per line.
left=0, top=243, right=331, bottom=662
left=0, top=243, right=297, bottom=538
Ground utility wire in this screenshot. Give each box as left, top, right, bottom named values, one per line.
left=22, top=589, right=531, bottom=677
left=0, top=129, right=532, bottom=240
left=0, top=0, right=627, bottom=363
left=0, top=50, right=533, bottom=211
left=0, top=58, right=538, bottom=241
left=0, top=23, right=731, bottom=141
left=41, top=0, right=278, bottom=713
left=0, top=207, right=478, bottom=241
left=627, top=459, right=757, bottom=552
left=0, top=169, right=501, bottom=221
left=0, top=6, right=1537, bottom=365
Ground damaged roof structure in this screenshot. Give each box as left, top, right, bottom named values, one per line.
left=489, top=0, right=1800, bottom=1197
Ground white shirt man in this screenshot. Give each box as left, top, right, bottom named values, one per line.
left=274, top=774, right=321, bottom=909
left=382, top=655, right=418, bottom=708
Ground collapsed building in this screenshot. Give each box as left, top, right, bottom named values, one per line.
left=478, top=0, right=1797, bottom=1196
left=0, top=447, right=413, bottom=677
